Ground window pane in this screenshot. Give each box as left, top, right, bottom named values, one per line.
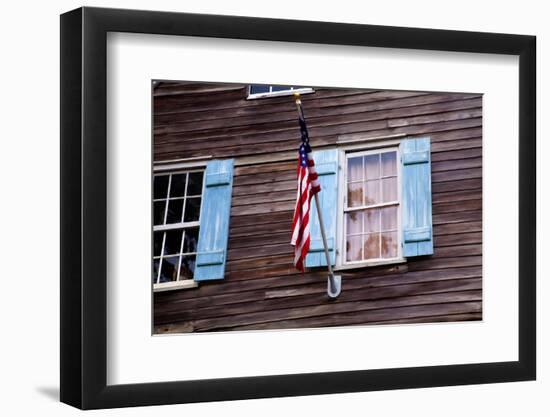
left=364, top=209, right=380, bottom=233
left=381, top=177, right=397, bottom=202
left=164, top=229, right=183, bottom=255
left=364, top=180, right=380, bottom=205
left=154, top=201, right=166, bottom=225
left=381, top=206, right=398, bottom=231
left=183, top=227, right=200, bottom=253
left=250, top=85, right=269, bottom=94
left=179, top=255, right=196, bottom=280
left=347, top=183, right=363, bottom=208
left=381, top=152, right=397, bottom=177
left=159, top=256, right=179, bottom=283
left=166, top=199, right=184, bottom=224
left=187, top=172, right=204, bottom=196
left=271, top=85, right=288, bottom=92
left=364, top=233, right=380, bottom=260
left=346, top=212, right=363, bottom=235
left=381, top=232, right=398, bottom=258
left=184, top=197, right=202, bottom=222
left=154, top=175, right=169, bottom=199
left=364, top=154, right=380, bottom=180
left=347, top=157, right=363, bottom=182
left=152, top=259, right=160, bottom=284
left=154, top=231, right=164, bottom=257
left=169, top=173, right=187, bottom=197
left=346, top=236, right=362, bottom=262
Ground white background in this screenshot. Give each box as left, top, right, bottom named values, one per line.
left=0, top=0, right=546, bottom=415
left=108, top=33, right=518, bottom=384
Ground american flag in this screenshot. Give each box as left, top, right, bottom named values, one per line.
left=290, top=109, right=321, bottom=272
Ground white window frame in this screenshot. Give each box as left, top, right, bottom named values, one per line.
left=335, top=145, right=405, bottom=270
left=246, top=85, right=315, bottom=100
left=153, top=166, right=205, bottom=292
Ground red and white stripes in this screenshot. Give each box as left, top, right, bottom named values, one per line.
left=290, top=145, right=320, bottom=272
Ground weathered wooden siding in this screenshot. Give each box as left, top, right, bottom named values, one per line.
left=153, top=81, right=482, bottom=333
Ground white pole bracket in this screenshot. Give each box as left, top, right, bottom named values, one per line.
left=327, top=275, right=342, bottom=299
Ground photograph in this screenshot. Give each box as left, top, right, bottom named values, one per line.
left=152, top=82, right=483, bottom=334
left=53, top=3, right=538, bottom=412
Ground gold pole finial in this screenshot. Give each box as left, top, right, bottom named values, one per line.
left=293, top=92, right=302, bottom=104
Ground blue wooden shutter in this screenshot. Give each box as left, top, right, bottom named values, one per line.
left=306, top=149, right=339, bottom=267
left=194, top=159, right=234, bottom=281
left=400, top=137, right=434, bottom=257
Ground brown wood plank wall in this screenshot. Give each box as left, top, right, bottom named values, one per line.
left=153, top=81, right=482, bottom=333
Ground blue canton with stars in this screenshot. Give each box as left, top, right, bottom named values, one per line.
left=299, top=144, right=310, bottom=168
left=298, top=116, right=312, bottom=167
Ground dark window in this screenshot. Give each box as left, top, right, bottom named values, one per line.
left=248, top=84, right=312, bottom=98
left=152, top=169, right=204, bottom=285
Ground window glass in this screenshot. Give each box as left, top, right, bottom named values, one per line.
left=179, top=256, right=196, bottom=280
left=381, top=152, right=397, bottom=176
left=164, top=229, right=183, bottom=256
left=363, top=234, right=380, bottom=259
left=153, top=169, right=204, bottom=285
left=248, top=85, right=311, bottom=97
left=364, top=209, right=380, bottom=233
left=344, top=150, right=399, bottom=263
left=381, top=206, right=398, bottom=230
left=346, top=236, right=362, bottom=262
left=346, top=211, right=362, bottom=235
left=347, top=156, right=363, bottom=182
left=154, top=201, right=166, bottom=226
left=187, top=172, right=204, bottom=196
left=381, top=232, right=398, bottom=258
left=347, top=183, right=363, bottom=208
left=381, top=177, right=397, bottom=202
left=166, top=199, right=184, bottom=224
left=183, top=197, right=201, bottom=222
left=364, top=154, right=380, bottom=180
left=183, top=227, right=200, bottom=253
left=364, top=180, right=380, bottom=205
left=154, top=231, right=164, bottom=257
left=154, top=175, right=169, bottom=199
left=169, top=173, right=187, bottom=197
left=159, top=256, right=179, bottom=283
left=249, top=85, right=269, bottom=95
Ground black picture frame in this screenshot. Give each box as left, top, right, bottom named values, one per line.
left=60, top=6, right=536, bottom=410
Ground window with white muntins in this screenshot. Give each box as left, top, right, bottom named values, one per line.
left=153, top=169, right=204, bottom=290
left=341, top=147, right=402, bottom=266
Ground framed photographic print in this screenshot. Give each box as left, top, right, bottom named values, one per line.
left=60, top=6, right=536, bottom=409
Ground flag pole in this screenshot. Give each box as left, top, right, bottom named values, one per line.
left=293, top=93, right=341, bottom=299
